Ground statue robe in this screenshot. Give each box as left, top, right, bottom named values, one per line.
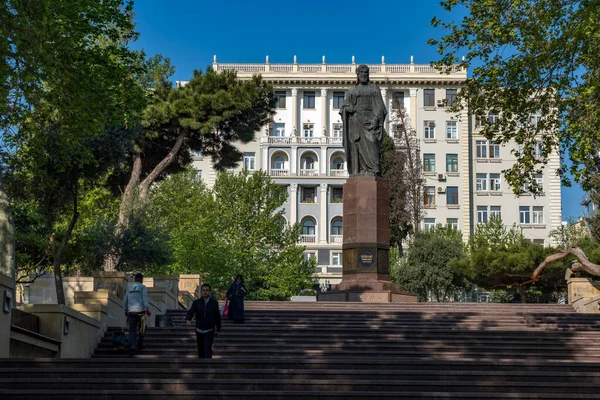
left=340, top=82, right=387, bottom=176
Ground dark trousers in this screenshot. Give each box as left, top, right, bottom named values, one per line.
left=127, top=312, right=144, bottom=350
left=195, top=330, right=215, bottom=358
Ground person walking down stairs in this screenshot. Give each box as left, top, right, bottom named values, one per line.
left=226, top=274, right=247, bottom=323
left=124, top=273, right=151, bottom=356
left=186, top=284, right=222, bottom=359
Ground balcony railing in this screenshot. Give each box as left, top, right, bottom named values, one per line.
left=330, top=235, right=343, bottom=244
left=330, top=170, right=348, bottom=177
left=299, top=169, right=319, bottom=177
left=270, top=169, right=289, bottom=177
left=299, top=235, right=317, bottom=244
left=214, top=60, right=466, bottom=75
left=325, top=265, right=343, bottom=274
left=261, top=136, right=343, bottom=145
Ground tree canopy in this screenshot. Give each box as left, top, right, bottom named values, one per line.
left=430, top=0, right=600, bottom=191
left=148, top=169, right=313, bottom=300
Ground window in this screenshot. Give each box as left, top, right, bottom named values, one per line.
left=331, top=219, right=343, bottom=235
left=331, top=187, right=343, bottom=203
left=446, top=154, right=458, bottom=172
left=302, top=156, right=315, bottom=170
left=392, top=91, right=405, bottom=110
left=446, top=121, right=458, bottom=139
left=488, top=113, right=499, bottom=124
left=304, top=252, right=317, bottom=262
left=520, top=206, right=531, bottom=224
left=303, top=91, right=315, bottom=108
left=243, top=152, right=256, bottom=170
left=476, top=140, right=487, bottom=158
left=332, top=123, right=343, bottom=138
left=272, top=123, right=285, bottom=137
left=446, top=89, right=457, bottom=107
left=424, top=186, right=436, bottom=206
left=532, top=206, right=544, bottom=225
left=490, top=206, right=502, bottom=219
left=476, top=173, right=488, bottom=191
left=423, top=154, right=436, bottom=172
left=424, top=121, right=436, bottom=139
left=275, top=91, right=286, bottom=108
left=333, top=92, right=344, bottom=109
left=533, top=239, right=545, bottom=246
left=424, top=218, right=436, bottom=231
left=489, top=173, right=501, bottom=191
left=332, top=157, right=345, bottom=170
left=489, top=141, right=500, bottom=159
left=535, top=173, right=543, bottom=190
left=332, top=252, right=343, bottom=265
left=424, top=89, right=435, bottom=107
left=303, top=123, right=314, bottom=137
left=446, top=186, right=459, bottom=205
left=447, top=218, right=459, bottom=230
left=302, top=219, right=316, bottom=235
left=477, top=206, right=488, bottom=224
left=272, top=156, right=285, bottom=170
left=194, top=170, right=202, bottom=183
left=301, top=186, right=316, bottom=203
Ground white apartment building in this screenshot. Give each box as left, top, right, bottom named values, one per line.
left=189, top=56, right=562, bottom=287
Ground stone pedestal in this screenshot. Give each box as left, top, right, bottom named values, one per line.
left=179, top=274, right=201, bottom=298
left=318, top=176, right=416, bottom=303
left=0, top=273, right=15, bottom=357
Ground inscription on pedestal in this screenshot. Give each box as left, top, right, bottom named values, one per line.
left=357, top=249, right=376, bottom=268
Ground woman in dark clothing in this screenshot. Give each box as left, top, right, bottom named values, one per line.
left=226, top=274, right=247, bottom=323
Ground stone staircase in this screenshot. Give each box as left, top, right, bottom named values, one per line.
left=2, top=301, right=600, bottom=399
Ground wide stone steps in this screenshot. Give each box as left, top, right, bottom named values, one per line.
left=3, top=302, right=600, bottom=399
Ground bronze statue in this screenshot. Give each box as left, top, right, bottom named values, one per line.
left=339, top=65, right=387, bottom=176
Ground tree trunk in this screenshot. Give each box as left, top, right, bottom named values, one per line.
left=104, top=130, right=187, bottom=271
left=518, top=285, right=528, bottom=303
left=0, top=181, right=16, bottom=281
left=138, top=130, right=186, bottom=202
left=50, top=191, right=80, bottom=305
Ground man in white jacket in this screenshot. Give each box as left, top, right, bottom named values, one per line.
left=124, top=273, right=150, bottom=355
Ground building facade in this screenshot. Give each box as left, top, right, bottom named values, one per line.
left=188, top=56, right=562, bottom=287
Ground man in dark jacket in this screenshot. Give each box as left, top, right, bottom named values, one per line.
left=185, top=283, right=222, bottom=358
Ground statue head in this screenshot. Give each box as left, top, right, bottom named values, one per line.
left=356, top=64, right=369, bottom=85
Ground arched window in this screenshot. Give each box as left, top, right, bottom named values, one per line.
left=273, top=156, right=285, bottom=170
left=332, top=157, right=345, bottom=170
left=303, top=156, right=315, bottom=170
left=302, top=219, right=316, bottom=235
left=331, top=219, right=343, bottom=235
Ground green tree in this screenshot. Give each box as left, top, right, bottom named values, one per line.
left=108, top=67, right=276, bottom=270
left=456, top=217, right=562, bottom=302
left=0, top=0, right=148, bottom=303
left=395, top=227, right=467, bottom=301
left=430, top=0, right=600, bottom=190
left=148, top=169, right=313, bottom=300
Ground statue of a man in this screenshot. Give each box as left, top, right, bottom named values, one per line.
left=339, top=65, right=387, bottom=176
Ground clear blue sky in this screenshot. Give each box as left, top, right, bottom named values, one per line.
left=130, top=0, right=585, bottom=221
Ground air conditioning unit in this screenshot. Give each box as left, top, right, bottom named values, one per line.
left=437, top=186, right=445, bottom=193
left=437, top=100, right=444, bottom=107
left=437, top=174, right=446, bottom=181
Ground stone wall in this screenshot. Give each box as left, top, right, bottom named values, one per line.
left=568, top=277, right=600, bottom=313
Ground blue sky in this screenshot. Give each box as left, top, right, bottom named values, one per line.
left=130, top=0, right=585, bottom=221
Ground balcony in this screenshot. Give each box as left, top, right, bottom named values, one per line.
left=260, top=136, right=344, bottom=146
left=325, top=265, right=343, bottom=274
left=299, top=169, right=319, bottom=177
left=330, top=170, right=348, bottom=177
left=330, top=235, right=343, bottom=244
left=299, top=234, right=317, bottom=244
left=270, top=169, right=290, bottom=177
